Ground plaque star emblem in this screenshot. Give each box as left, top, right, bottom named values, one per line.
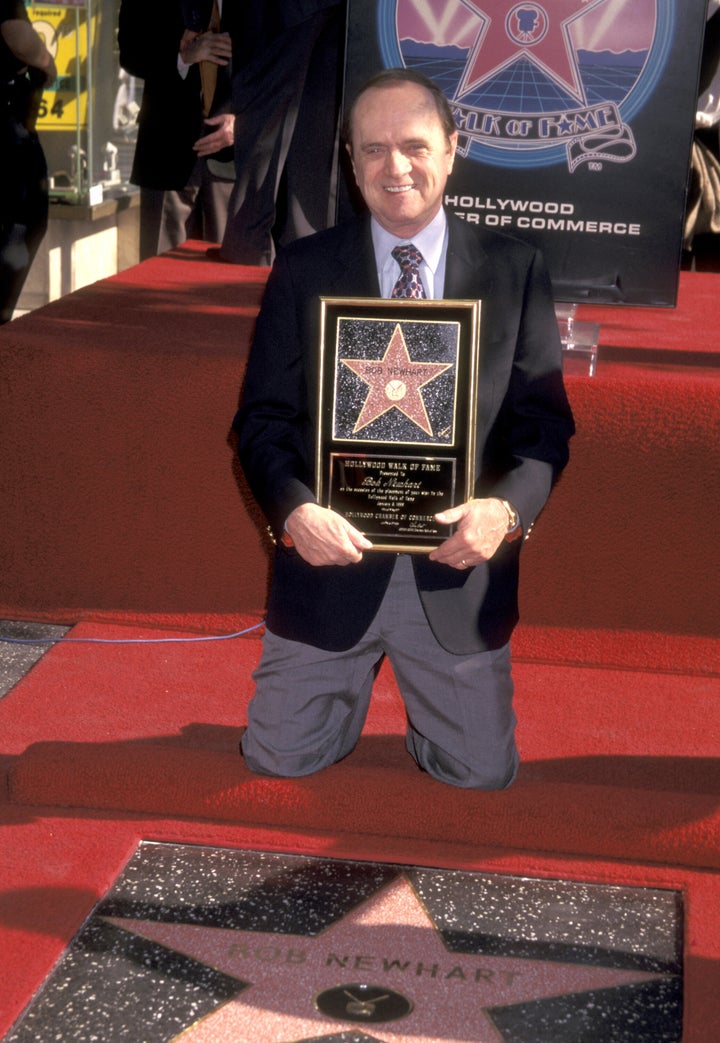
left=456, top=0, right=612, bottom=104
left=341, top=324, right=451, bottom=436
left=104, top=875, right=670, bottom=1043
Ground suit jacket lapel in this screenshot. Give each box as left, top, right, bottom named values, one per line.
left=320, top=216, right=380, bottom=298
left=445, top=215, right=494, bottom=300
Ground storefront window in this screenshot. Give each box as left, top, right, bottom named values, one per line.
left=27, top=0, right=136, bottom=203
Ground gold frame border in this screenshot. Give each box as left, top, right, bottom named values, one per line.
left=317, top=297, right=482, bottom=553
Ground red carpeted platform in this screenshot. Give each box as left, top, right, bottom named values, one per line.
left=0, top=243, right=719, bottom=673
left=1, top=244, right=719, bottom=1039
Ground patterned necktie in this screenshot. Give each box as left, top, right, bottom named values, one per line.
left=391, top=244, right=427, bottom=299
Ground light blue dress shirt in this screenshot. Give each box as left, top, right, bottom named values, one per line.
left=371, top=209, right=449, bottom=300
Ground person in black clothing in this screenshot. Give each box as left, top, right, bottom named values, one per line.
left=118, top=0, right=234, bottom=260
left=218, top=0, right=344, bottom=265
left=0, top=0, right=56, bottom=324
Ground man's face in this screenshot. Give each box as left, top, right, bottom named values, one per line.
left=348, top=82, right=458, bottom=239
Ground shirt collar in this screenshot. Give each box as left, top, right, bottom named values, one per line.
left=371, top=208, right=448, bottom=276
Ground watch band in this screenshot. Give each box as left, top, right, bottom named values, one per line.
left=499, top=499, right=522, bottom=542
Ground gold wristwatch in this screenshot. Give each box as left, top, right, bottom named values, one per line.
left=499, top=499, right=522, bottom=542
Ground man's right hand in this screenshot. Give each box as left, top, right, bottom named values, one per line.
left=193, top=112, right=234, bottom=155
left=284, top=503, right=373, bottom=566
left=180, top=29, right=232, bottom=67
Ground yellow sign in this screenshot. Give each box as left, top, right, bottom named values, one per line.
left=27, top=2, right=99, bottom=131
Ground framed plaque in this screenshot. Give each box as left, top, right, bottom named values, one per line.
left=317, top=298, right=482, bottom=552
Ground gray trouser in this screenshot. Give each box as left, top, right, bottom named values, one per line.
left=139, top=157, right=233, bottom=260
left=242, top=555, right=518, bottom=790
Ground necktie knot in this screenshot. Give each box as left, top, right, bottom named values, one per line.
left=391, top=244, right=426, bottom=299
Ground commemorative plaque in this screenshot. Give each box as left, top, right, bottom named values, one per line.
left=317, top=298, right=481, bottom=552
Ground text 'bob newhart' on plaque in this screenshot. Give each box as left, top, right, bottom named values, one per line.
left=316, top=297, right=482, bottom=552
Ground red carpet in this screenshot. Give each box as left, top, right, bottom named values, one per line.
left=3, top=620, right=718, bottom=869
left=1, top=246, right=719, bottom=674
left=1, top=247, right=719, bottom=1038
left=1, top=621, right=719, bottom=1039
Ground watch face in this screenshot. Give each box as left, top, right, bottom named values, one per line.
left=314, top=983, right=413, bottom=1024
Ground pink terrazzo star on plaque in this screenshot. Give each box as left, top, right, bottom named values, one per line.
left=341, top=324, right=452, bottom=436
left=103, top=875, right=669, bottom=1043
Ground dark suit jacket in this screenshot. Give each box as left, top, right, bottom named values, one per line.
left=217, top=0, right=341, bottom=71
left=235, top=213, right=574, bottom=654
left=118, top=0, right=233, bottom=190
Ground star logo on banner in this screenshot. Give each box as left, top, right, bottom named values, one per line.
left=341, top=324, right=451, bottom=436
left=104, top=875, right=670, bottom=1043
left=456, top=0, right=612, bottom=104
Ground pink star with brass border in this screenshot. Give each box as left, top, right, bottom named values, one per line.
left=341, top=323, right=451, bottom=436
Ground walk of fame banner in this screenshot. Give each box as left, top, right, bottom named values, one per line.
left=317, top=298, right=481, bottom=552
left=341, top=0, right=708, bottom=307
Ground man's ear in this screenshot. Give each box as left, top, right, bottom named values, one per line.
left=447, top=131, right=458, bottom=174
left=345, top=141, right=356, bottom=176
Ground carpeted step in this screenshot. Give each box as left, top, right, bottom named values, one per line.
left=7, top=740, right=720, bottom=871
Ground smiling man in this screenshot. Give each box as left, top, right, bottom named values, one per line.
left=234, top=68, right=574, bottom=789
left=348, top=72, right=458, bottom=241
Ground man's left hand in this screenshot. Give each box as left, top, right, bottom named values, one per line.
left=429, top=498, right=510, bottom=569
left=193, top=113, right=234, bottom=156
left=180, top=29, right=232, bottom=67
